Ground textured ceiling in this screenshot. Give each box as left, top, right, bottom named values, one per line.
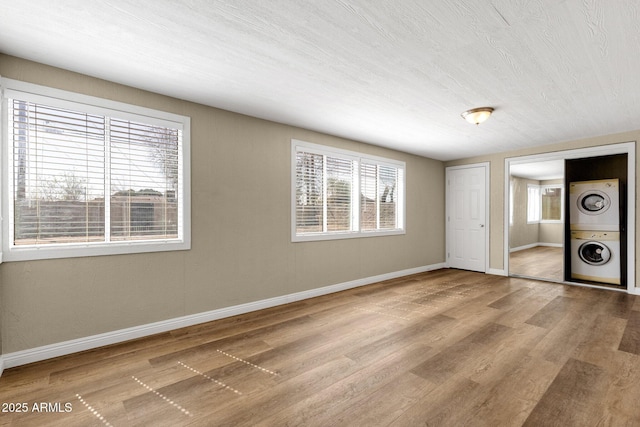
left=510, top=159, right=564, bottom=181
left=1, top=1, right=640, bottom=161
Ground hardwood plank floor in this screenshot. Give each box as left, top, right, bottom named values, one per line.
left=510, top=246, right=564, bottom=282
left=1, top=269, right=639, bottom=426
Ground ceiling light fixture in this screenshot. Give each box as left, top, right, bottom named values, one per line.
left=461, top=107, right=494, bottom=125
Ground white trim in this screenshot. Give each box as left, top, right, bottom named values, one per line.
left=0, top=263, right=444, bottom=372
left=445, top=162, right=490, bottom=273
left=504, top=141, right=636, bottom=293
left=510, top=243, right=539, bottom=253
left=510, top=242, right=563, bottom=253
left=538, top=242, right=563, bottom=248
left=0, top=356, right=4, bottom=377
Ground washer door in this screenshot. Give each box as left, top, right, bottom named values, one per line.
left=578, top=190, right=610, bottom=215
left=578, top=241, right=611, bottom=265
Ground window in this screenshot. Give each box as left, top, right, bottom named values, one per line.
left=1, top=79, right=190, bottom=261
left=292, top=140, right=405, bottom=241
left=527, top=184, right=541, bottom=223
left=540, top=185, right=563, bottom=222
left=527, top=183, right=563, bottom=224
left=509, top=180, right=514, bottom=226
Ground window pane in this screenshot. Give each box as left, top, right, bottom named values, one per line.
left=326, top=156, right=353, bottom=231
left=11, top=100, right=105, bottom=245
left=541, top=187, right=562, bottom=220
left=295, top=151, right=323, bottom=233
left=527, top=185, right=540, bottom=222
left=360, top=163, right=377, bottom=230
left=361, top=163, right=399, bottom=231
left=110, top=119, right=179, bottom=240
left=379, top=165, right=398, bottom=229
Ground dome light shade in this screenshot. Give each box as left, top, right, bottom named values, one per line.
left=461, top=107, right=494, bottom=125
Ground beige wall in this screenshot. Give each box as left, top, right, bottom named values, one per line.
left=0, top=55, right=445, bottom=353
left=539, top=223, right=563, bottom=245
left=446, top=133, right=637, bottom=284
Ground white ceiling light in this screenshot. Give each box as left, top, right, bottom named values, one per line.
left=461, top=107, right=494, bottom=125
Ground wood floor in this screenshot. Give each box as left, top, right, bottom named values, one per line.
left=1, top=269, right=639, bottom=426
left=510, top=246, right=564, bottom=282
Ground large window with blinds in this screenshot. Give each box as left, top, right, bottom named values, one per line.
left=292, top=140, right=405, bottom=241
left=1, top=79, right=190, bottom=261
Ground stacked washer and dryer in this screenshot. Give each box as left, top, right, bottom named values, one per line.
left=569, top=179, right=622, bottom=285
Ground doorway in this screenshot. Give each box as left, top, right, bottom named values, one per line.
left=504, top=142, right=636, bottom=293
left=446, top=163, right=489, bottom=273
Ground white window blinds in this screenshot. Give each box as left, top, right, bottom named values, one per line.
left=295, top=151, right=324, bottom=233
left=109, top=118, right=179, bottom=240
left=361, top=163, right=401, bottom=231
left=11, top=100, right=106, bottom=244
left=326, top=156, right=354, bottom=232
left=295, top=151, right=356, bottom=233
left=293, top=140, right=405, bottom=241
left=3, top=80, right=189, bottom=261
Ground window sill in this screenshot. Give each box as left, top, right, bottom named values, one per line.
left=292, top=229, right=405, bottom=243
left=3, top=239, right=190, bottom=262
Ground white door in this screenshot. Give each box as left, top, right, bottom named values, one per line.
left=446, top=164, right=488, bottom=272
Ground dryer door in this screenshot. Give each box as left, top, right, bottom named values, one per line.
left=578, top=190, right=610, bottom=215
left=578, top=241, right=611, bottom=265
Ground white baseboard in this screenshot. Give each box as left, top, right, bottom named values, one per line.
left=510, top=242, right=563, bottom=253
left=1, top=263, right=444, bottom=372
left=509, top=243, right=538, bottom=253
left=538, top=242, right=563, bottom=248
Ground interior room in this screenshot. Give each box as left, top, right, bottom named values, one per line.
left=1, top=2, right=640, bottom=426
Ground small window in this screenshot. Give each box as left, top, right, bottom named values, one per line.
left=509, top=181, right=514, bottom=226
left=292, top=140, right=405, bottom=241
left=1, top=79, right=191, bottom=261
left=527, top=184, right=541, bottom=223
left=527, top=183, right=564, bottom=224
left=540, top=185, right=564, bottom=222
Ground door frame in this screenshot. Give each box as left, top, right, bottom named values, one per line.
left=445, top=162, right=490, bottom=273
left=504, top=141, right=636, bottom=294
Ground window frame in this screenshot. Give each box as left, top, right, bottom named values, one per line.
left=526, top=183, right=564, bottom=224
left=1, top=78, right=191, bottom=262
left=539, top=184, right=564, bottom=224
left=291, top=139, right=405, bottom=242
